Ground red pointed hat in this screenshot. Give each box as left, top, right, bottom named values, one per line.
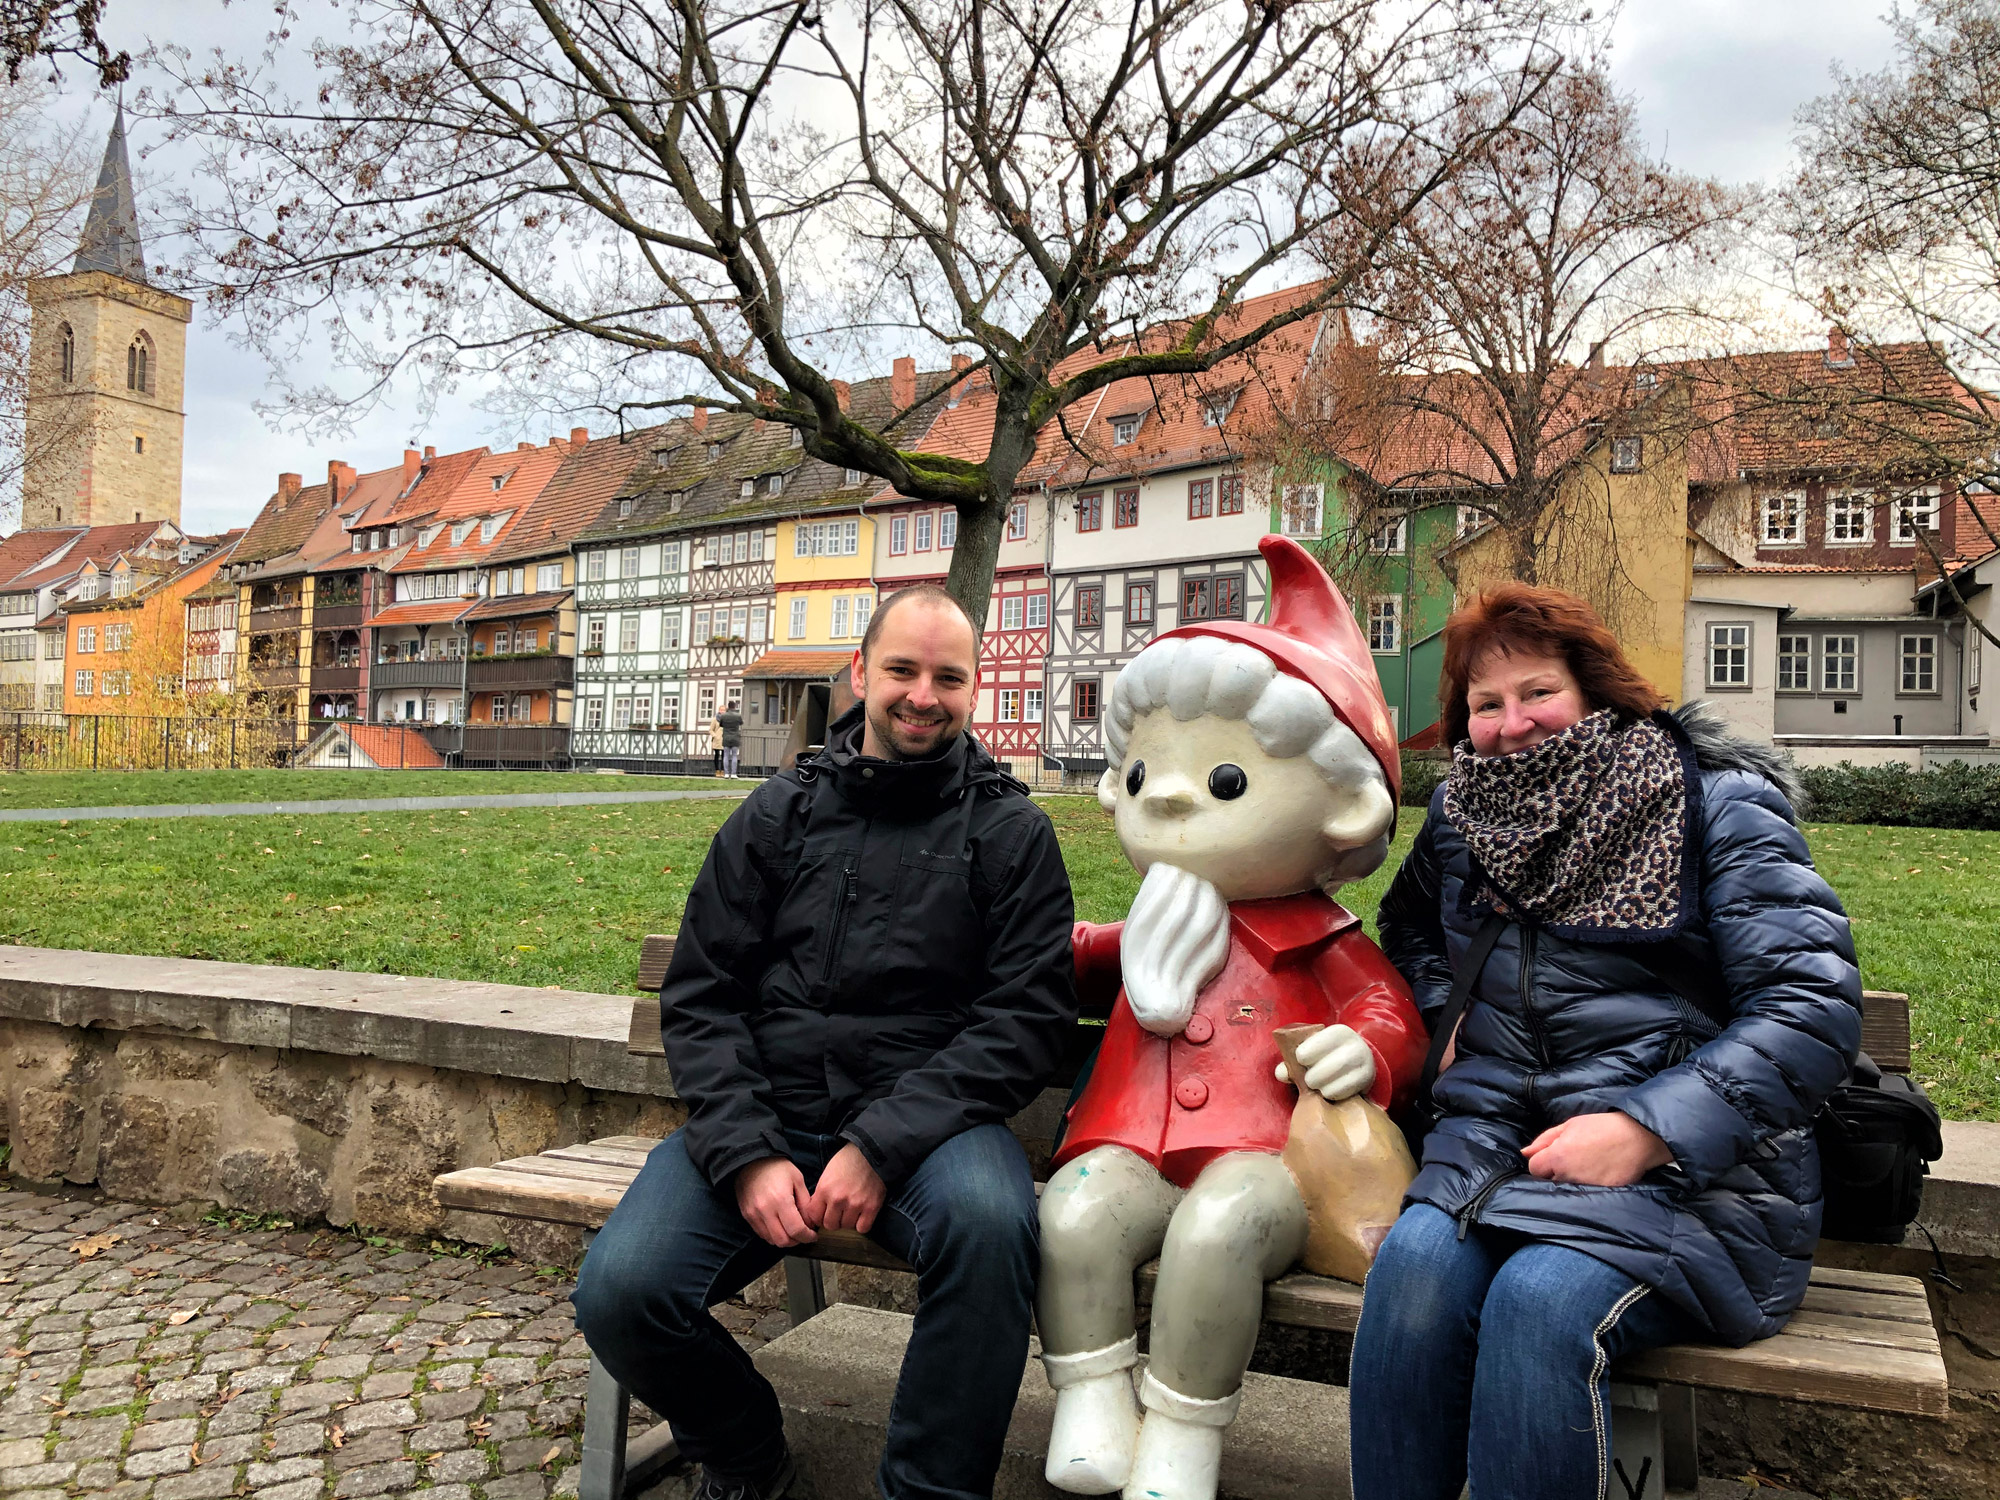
left=1161, top=534, right=1402, bottom=803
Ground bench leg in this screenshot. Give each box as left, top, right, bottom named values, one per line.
left=784, top=1256, right=828, bottom=1327
left=1659, top=1384, right=1699, bottom=1496
left=580, top=1352, right=631, bottom=1500
left=1610, top=1380, right=1698, bottom=1499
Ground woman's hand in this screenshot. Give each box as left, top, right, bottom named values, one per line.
left=1522, top=1112, right=1672, bottom=1187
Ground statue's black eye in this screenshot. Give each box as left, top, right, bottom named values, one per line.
left=1208, top=764, right=1248, bottom=800
left=1125, top=760, right=1146, bottom=796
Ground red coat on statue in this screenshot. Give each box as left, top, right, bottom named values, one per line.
left=1056, top=892, right=1428, bottom=1190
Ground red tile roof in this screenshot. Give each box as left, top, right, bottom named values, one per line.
left=742, top=649, right=854, bottom=678
left=461, top=589, right=570, bottom=622
left=0, top=528, right=84, bottom=589
left=369, top=599, right=472, bottom=628
left=487, top=433, right=656, bottom=566
left=321, top=723, right=448, bottom=769
left=5, top=521, right=172, bottom=590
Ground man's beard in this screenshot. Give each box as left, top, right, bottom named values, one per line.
left=1122, top=862, right=1232, bottom=1036
left=864, top=700, right=960, bottom=762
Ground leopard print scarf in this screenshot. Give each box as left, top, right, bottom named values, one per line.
left=1443, top=708, right=1699, bottom=939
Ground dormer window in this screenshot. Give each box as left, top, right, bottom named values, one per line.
left=740, top=479, right=755, bottom=498
left=451, top=520, right=477, bottom=546
left=845, top=468, right=862, bottom=486
left=1634, top=369, right=1658, bottom=391
left=708, top=443, right=722, bottom=461
left=479, top=512, right=510, bottom=542
left=653, top=448, right=678, bottom=470
left=110, top=574, right=132, bottom=598
left=1201, top=392, right=1238, bottom=427
left=618, top=498, right=635, bottom=518
left=419, top=523, right=444, bottom=547
left=491, top=475, right=506, bottom=491
left=789, top=427, right=804, bottom=449
left=1112, top=415, right=1140, bottom=446
left=767, top=473, right=783, bottom=496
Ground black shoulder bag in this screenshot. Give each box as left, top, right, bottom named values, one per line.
left=1403, top=914, right=1506, bottom=1159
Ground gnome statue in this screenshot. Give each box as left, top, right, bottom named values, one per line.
left=1038, top=534, right=1428, bottom=1500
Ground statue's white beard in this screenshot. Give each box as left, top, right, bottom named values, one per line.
left=1121, top=862, right=1233, bottom=1037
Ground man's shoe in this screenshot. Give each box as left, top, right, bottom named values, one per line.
left=692, top=1451, right=797, bottom=1500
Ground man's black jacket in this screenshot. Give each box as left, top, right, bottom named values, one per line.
left=659, top=707, right=1078, bottom=1188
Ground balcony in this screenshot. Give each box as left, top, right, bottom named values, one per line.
left=313, top=602, right=364, bottom=630
left=426, top=723, right=573, bottom=768
left=250, top=663, right=300, bottom=691
left=309, top=664, right=364, bottom=692
left=249, top=605, right=304, bottom=633
left=467, top=653, right=574, bottom=692
left=371, top=658, right=464, bottom=690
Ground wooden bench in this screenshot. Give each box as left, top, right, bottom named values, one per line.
left=434, top=937, right=1946, bottom=1500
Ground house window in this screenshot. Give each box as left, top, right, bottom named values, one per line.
left=1610, top=436, right=1642, bottom=473
left=1822, top=634, right=1859, bottom=693
left=59, top=324, right=74, bottom=383
left=76, top=626, right=96, bottom=653
left=1201, top=391, right=1237, bottom=426
left=513, top=694, right=533, bottom=722
left=1076, top=585, right=1103, bottom=629
left=1077, top=493, right=1103, bottom=532
left=585, top=617, right=606, bottom=651
left=74, top=670, right=93, bottom=695
left=661, top=693, right=681, bottom=728
left=1761, top=492, right=1804, bottom=545
left=134, top=435, right=144, bottom=455
left=620, top=546, right=640, bottom=578
left=1891, top=489, right=1940, bottom=545
left=1368, top=516, right=1406, bottom=554
left=618, top=615, right=640, bottom=652
left=768, top=474, right=784, bottom=496
left=1025, top=688, right=1044, bottom=722
left=999, top=688, right=1021, bottom=722
left=612, top=696, right=633, bottom=729
left=586, top=551, right=606, bottom=581
left=914, top=513, right=934, bottom=551
left=584, top=698, right=605, bottom=730
left=693, top=608, right=711, bottom=640
left=1007, top=502, right=1028, bottom=541
left=831, top=597, right=851, bottom=638
left=1281, top=484, right=1322, bottom=538
left=846, top=468, right=863, bottom=486
left=891, top=515, right=909, bottom=554
left=664, top=541, right=683, bottom=572
left=521, top=628, right=539, bottom=652
left=789, top=598, right=809, bottom=639
left=1073, top=678, right=1100, bottom=722
left=852, top=596, right=871, bottom=637
left=730, top=604, right=749, bottom=639
left=665, top=612, right=687, bottom=649
left=1707, top=623, right=1750, bottom=688
left=1777, top=634, right=1811, bottom=692
left=940, top=511, right=958, bottom=549
left=1214, top=574, right=1244, bottom=619
left=740, top=479, right=755, bottom=498
left=698, top=684, right=716, bottom=721
left=1827, top=493, right=1872, bottom=545
left=1188, top=479, right=1214, bottom=519
left=536, top=562, right=563, bottom=591
left=1457, top=505, right=1484, bottom=538
left=1026, top=593, right=1048, bottom=629
left=1183, top=576, right=1213, bottom=620
left=1001, top=595, right=1024, bottom=630
left=630, top=694, right=651, bottom=727
left=493, top=627, right=512, bottom=654
left=1114, top=488, right=1139, bottom=528
left=1901, top=635, right=1937, bottom=694
left=1219, top=475, right=1244, bottom=515
left=749, top=604, right=769, bottom=644
left=1126, top=581, right=1154, bottom=625
left=1111, top=415, right=1140, bottom=446
left=127, top=337, right=149, bottom=393
left=1368, top=597, right=1401, bottom=654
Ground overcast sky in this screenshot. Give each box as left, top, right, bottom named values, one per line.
left=54, top=0, right=1909, bottom=536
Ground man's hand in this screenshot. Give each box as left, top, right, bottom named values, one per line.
left=806, top=1143, right=887, bottom=1234
left=735, top=1157, right=817, bottom=1248
left=1274, top=1024, right=1377, bottom=1103
left=1522, top=1112, right=1673, bottom=1187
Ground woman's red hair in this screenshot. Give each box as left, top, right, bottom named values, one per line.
left=1439, top=583, right=1666, bottom=747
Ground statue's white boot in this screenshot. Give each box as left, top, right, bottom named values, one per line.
left=1120, top=1370, right=1239, bottom=1500
left=1042, top=1337, right=1141, bottom=1494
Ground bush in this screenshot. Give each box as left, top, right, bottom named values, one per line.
left=1796, top=760, right=2000, bottom=831
left=1400, top=751, right=1449, bottom=809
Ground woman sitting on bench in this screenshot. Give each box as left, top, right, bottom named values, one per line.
left=1351, top=585, right=1861, bottom=1500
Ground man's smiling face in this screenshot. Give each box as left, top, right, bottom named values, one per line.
left=851, top=594, right=980, bottom=761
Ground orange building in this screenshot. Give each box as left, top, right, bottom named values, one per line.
left=64, top=537, right=236, bottom=715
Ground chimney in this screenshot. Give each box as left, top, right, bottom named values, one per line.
left=833, top=380, right=851, bottom=413
left=1587, top=341, right=1605, bottom=370
left=402, top=448, right=422, bottom=489
left=571, top=426, right=590, bottom=446
left=690, top=406, right=708, bottom=434
left=278, top=473, right=302, bottom=505
left=951, top=353, right=971, bottom=376
left=327, top=460, right=356, bottom=498
left=518, top=441, right=536, bottom=452
left=423, top=445, right=436, bottom=462
left=892, top=356, right=916, bottom=410
left=1827, top=326, right=1852, bottom=366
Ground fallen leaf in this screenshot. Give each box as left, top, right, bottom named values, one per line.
left=540, top=1445, right=561, bottom=1468
left=166, top=1309, right=198, bottom=1327
left=4, top=1347, right=27, bottom=1358
left=330, top=1425, right=345, bottom=1448
left=384, top=1295, right=412, bottom=1303
left=190, top=1442, right=202, bottom=1466
left=468, top=1310, right=501, bottom=1318
left=70, top=1231, right=120, bottom=1258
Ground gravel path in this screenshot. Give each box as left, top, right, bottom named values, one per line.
left=0, top=1185, right=782, bottom=1500
left=0, top=790, right=749, bottom=825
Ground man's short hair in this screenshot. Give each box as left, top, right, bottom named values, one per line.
left=861, top=582, right=982, bottom=663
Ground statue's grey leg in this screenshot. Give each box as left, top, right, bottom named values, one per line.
left=1147, top=1152, right=1309, bottom=1401
left=1036, top=1144, right=1183, bottom=1357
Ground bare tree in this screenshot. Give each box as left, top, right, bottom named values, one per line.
left=0, top=78, right=102, bottom=529
left=150, top=0, right=1570, bottom=623
left=2, top=0, right=126, bottom=85
left=1295, top=60, right=1742, bottom=601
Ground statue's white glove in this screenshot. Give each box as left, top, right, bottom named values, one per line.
left=1275, top=1024, right=1376, bottom=1103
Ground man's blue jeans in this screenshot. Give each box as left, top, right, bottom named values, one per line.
left=571, top=1124, right=1038, bottom=1500
left=1349, top=1204, right=1699, bottom=1500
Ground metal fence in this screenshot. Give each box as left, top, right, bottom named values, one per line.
left=0, top=713, right=310, bottom=774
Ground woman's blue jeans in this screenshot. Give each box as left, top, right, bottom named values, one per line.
left=1349, top=1204, right=1699, bottom=1500
left=570, top=1124, right=1038, bottom=1500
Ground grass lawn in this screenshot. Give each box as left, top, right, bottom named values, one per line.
left=1, top=798, right=1992, bottom=1119
left=0, top=768, right=745, bottom=809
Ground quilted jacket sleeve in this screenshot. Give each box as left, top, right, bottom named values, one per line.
left=1618, top=771, right=1862, bottom=1192
left=1377, top=797, right=1456, bottom=1032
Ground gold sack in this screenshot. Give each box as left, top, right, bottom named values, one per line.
left=1273, top=1022, right=1418, bottom=1284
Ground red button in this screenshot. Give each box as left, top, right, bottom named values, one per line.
left=1174, top=1077, right=1209, bottom=1110
left=1183, top=1015, right=1214, bottom=1045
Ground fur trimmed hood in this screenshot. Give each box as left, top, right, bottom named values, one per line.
left=1674, top=700, right=1802, bottom=808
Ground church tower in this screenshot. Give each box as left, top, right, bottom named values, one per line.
left=21, top=106, right=193, bottom=530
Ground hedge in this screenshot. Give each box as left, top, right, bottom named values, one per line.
left=1400, top=752, right=1449, bottom=809
left=1796, top=760, right=2000, bottom=831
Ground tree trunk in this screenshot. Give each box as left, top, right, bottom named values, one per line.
left=942, top=403, right=1035, bottom=631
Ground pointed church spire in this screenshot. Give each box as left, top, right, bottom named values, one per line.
left=73, top=102, right=146, bottom=283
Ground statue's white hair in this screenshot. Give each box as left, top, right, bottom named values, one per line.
left=1099, top=634, right=1394, bottom=889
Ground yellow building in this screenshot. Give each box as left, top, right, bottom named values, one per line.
left=772, top=509, right=881, bottom=651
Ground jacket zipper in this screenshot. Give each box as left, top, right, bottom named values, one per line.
left=823, top=864, right=858, bottom=992
left=1457, top=1169, right=1519, bottom=1240
left=1518, top=924, right=1552, bottom=1069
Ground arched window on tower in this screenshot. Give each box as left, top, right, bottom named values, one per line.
left=127, top=334, right=152, bottom=394
left=59, top=325, right=75, bottom=383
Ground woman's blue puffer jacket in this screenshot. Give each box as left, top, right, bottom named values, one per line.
left=1379, top=706, right=1862, bottom=1345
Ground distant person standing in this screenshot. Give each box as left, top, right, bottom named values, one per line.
left=709, top=715, right=725, bottom=776
left=718, top=705, right=744, bottom=778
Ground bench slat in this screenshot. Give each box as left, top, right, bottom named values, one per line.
left=545, top=1143, right=658, bottom=1169
left=1620, top=1329, right=1946, bottom=1417
left=1859, top=990, right=1911, bottom=1073
left=629, top=995, right=664, bottom=1056
left=438, top=1166, right=628, bottom=1226
left=1803, top=1265, right=1932, bottom=1299
left=1775, top=1310, right=1946, bottom=1353
left=638, top=935, right=677, bottom=993
left=1797, top=1285, right=1935, bottom=1326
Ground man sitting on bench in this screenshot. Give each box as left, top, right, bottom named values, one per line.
left=572, top=583, right=1079, bottom=1500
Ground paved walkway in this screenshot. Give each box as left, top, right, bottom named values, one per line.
left=0, top=1185, right=790, bottom=1500
left=0, top=789, right=751, bottom=825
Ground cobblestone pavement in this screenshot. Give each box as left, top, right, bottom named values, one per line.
left=0, top=1182, right=785, bottom=1500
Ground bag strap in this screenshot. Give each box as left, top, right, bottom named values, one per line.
left=1417, top=914, right=1506, bottom=1106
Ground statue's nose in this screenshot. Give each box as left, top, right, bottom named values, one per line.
left=1144, top=786, right=1196, bottom=817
